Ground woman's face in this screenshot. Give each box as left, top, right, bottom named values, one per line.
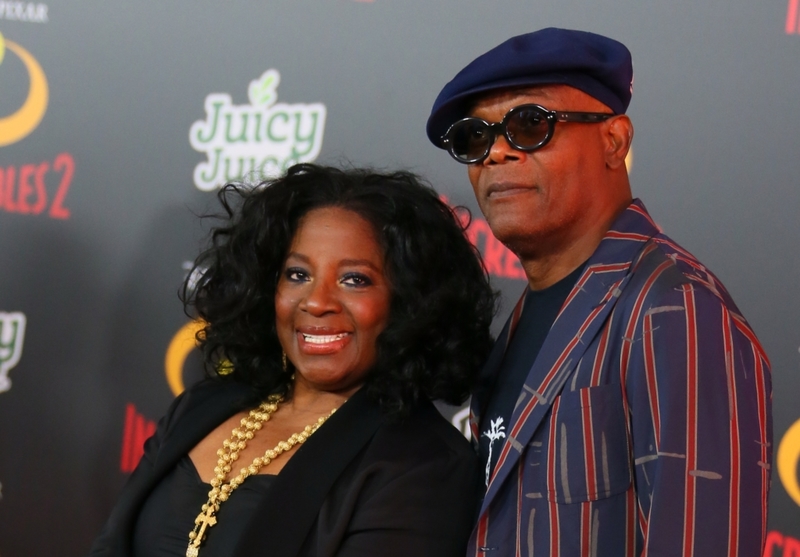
left=275, top=207, right=392, bottom=395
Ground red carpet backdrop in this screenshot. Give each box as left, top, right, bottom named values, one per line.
left=1, top=1, right=799, bottom=555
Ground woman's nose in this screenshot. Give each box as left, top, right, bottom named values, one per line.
left=299, top=280, right=341, bottom=315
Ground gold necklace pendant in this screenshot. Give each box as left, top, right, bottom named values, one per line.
left=186, top=395, right=336, bottom=557
left=187, top=505, right=217, bottom=557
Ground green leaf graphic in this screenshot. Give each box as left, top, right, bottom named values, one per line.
left=248, top=70, right=280, bottom=107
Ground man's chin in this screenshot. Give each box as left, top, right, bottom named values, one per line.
left=484, top=213, right=540, bottom=245
left=484, top=225, right=534, bottom=256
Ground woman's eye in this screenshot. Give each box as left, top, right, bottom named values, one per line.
left=341, top=273, right=372, bottom=287
left=284, top=267, right=309, bottom=282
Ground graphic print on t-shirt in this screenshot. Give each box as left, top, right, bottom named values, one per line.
left=482, top=417, right=506, bottom=486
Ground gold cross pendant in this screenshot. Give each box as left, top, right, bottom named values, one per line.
left=186, top=507, right=217, bottom=557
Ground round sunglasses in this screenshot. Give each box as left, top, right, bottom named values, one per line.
left=441, top=104, right=613, bottom=164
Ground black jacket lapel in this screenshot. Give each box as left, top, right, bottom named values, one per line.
left=154, top=380, right=261, bottom=475
left=236, top=387, right=383, bottom=557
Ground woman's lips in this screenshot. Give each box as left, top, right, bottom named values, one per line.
left=296, top=331, right=352, bottom=355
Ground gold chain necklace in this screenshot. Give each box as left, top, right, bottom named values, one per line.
left=186, top=394, right=336, bottom=557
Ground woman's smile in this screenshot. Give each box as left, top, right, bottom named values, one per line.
left=297, top=329, right=352, bottom=353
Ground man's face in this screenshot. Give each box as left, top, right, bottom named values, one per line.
left=466, top=85, right=613, bottom=259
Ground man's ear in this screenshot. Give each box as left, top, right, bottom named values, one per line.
left=603, top=115, right=633, bottom=170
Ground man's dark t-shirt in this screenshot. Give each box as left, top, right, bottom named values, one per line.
left=477, top=264, right=585, bottom=487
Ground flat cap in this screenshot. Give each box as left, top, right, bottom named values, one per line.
left=426, top=28, right=633, bottom=148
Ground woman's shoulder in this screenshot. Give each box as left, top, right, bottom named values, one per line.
left=163, top=378, right=262, bottom=425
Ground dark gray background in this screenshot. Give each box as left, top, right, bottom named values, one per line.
left=1, top=1, right=798, bottom=555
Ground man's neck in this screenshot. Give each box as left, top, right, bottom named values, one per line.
left=519, top=198, right=631, bottom=290
left=520, top=245, right=594, bottom=291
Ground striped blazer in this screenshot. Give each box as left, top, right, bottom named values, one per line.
left=469, top=200, right=772, bottom=557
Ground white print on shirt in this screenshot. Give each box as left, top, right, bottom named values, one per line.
left=482, top=417, right=506, bottom=486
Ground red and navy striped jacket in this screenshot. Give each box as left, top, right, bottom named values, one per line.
left=469, top=200, right=772, bottom=557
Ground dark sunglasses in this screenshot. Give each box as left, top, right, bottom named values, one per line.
left=441, top=104, right=614, bottom=164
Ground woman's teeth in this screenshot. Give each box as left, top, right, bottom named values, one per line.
left=302, top=333, right=348, bottom=344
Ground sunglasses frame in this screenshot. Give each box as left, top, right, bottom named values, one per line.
left=441, top=104, right=614, bottom=164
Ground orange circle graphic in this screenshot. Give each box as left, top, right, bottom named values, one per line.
left=778, top=417, right=800, bottom=508
left=164, top=320, right=205, bottom=397
left=0, top=34, right=49, bottom=147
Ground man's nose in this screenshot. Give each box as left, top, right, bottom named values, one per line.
left=483, top=132, right=523, bottom=165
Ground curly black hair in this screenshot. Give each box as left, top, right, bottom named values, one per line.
left=183, top=163, right=497, bottom=415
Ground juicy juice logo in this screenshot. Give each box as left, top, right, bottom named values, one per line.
left=189, top=70, right=326, bottom=191
left=0, top=312, right=26, bottom=393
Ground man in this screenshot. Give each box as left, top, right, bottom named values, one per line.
left=427, top=28, right=772, bottom=556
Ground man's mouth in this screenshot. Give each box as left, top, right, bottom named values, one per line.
left=486, top=182, right=535, bottom=199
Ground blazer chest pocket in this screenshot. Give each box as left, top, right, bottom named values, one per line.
left=533, top=384, right=632, bottom=504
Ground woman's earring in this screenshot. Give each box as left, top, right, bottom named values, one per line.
left=217, top=359, right=234, bottom=376
left=282, top=351, right=288, bottom=373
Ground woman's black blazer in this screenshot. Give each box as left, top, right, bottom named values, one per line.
left=87, top=379, right=481, bottom=557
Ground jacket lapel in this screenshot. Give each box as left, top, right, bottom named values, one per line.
left=154, top=380, right=261, bottom=476
left=236, top=387, right=383, bottom=557
left=478, top=200, right=660, bottom=513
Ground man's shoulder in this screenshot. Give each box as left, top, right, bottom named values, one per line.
left=618, top=230, right=747, bottom=323
left=607, top=200, right=738, bottom=311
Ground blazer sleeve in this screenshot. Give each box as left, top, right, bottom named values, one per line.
left=308, top=409, right=482, bottom=557
left=86, top=390, right=187, bottom=556
left=626, top=282, right=772, bottom=556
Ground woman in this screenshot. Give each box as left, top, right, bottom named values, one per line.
left=88, top=164, right=497, bottom=557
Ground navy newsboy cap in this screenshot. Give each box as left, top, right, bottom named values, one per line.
left=426, top=28, right=633, bottom=147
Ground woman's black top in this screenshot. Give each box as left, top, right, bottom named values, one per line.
left=88, top=382, right=481, bottom=557
left=132, top=456, right=276, bottom=557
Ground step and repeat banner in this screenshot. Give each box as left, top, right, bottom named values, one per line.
left=1, top=1, right=799, bottom=555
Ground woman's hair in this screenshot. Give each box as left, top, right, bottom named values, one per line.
left=183, top=163, right=497, bottom=415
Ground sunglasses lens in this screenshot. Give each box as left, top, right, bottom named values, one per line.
left=506, top=107, right=549, bottom=149
left=445, top=106, right=552, bottom=163
left=448, top=119, right=493, bottom=162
